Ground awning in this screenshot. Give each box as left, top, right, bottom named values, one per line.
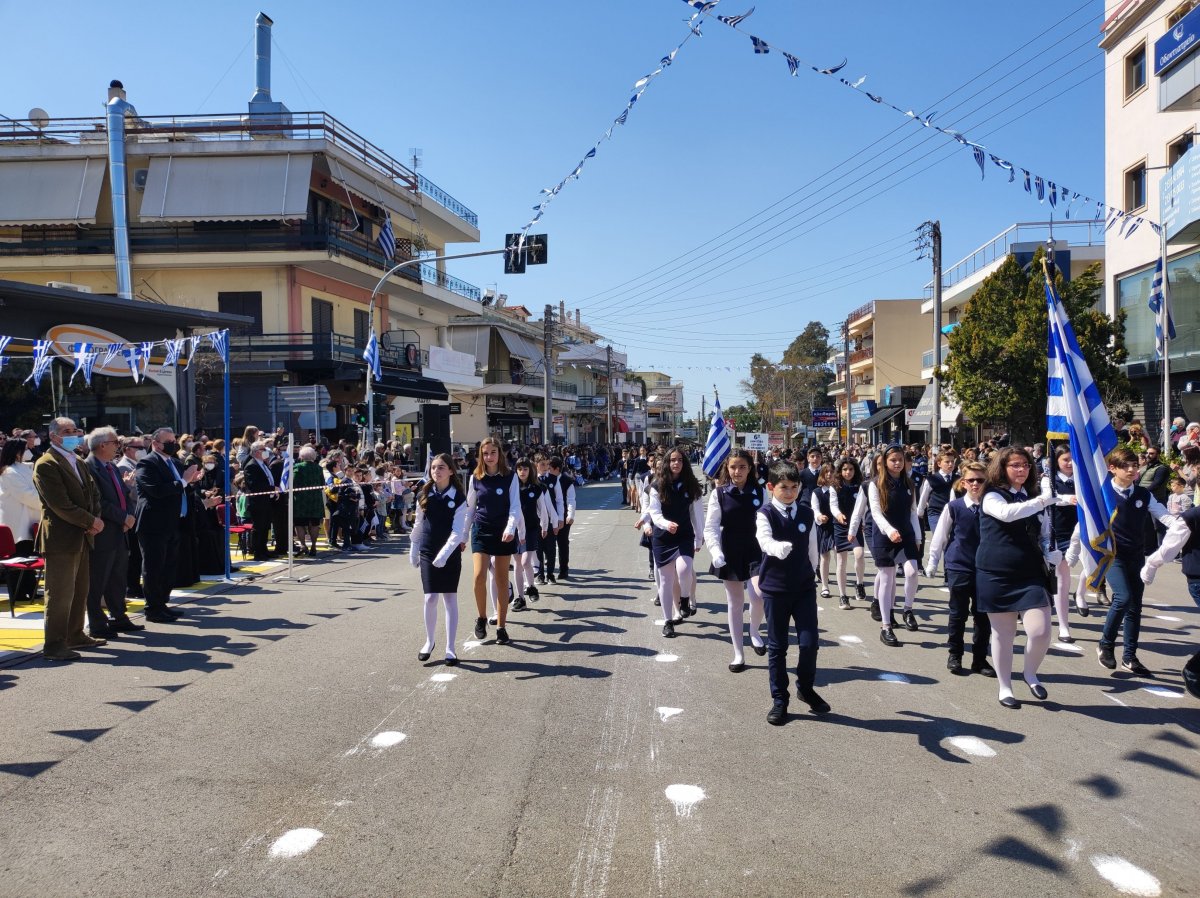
left=616, top=417, right=630, bottom=434
left=488, top=412, right=532, bottom=426
left=497, top=328, right=542, bottom=363
left=0, top=158, right=106, bottom=225
left=908, top=382, right=964, bottom=430
left=852, top=405, right=905, bottom=433
left=448, top=326, right=490, bottom=368
left=372, top=369, right=448, bottom=400
left=322, top=155, right=417, bottom=222
left=139, top=153, right=314, bottom=222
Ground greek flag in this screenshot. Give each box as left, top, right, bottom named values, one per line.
left=702, top=399, right=731, bottom=478
left=0, top=336, right=11, bottom=372
left=69, top=342, right=93, bottom=386
left=24, top=340, right=53, bottom=389
left=1046, top=272, right=1117, bottom=588
left=363, top=331, right=382, bottom=380
left=1148, top=255, right=1176, bottom=360
left=378, top=214, right=396, bottom=262
left=279, top=449, right=293, bottom=493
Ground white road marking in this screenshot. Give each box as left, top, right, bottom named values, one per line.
left=878, top=672, right=910, bottom=683
left=655, top=654, right=679, bottom=663
left=430, top=673, right=457, bottom=682
left=664, top=784, right=705, bottom=817
left=268, top=828, right=324, bottom=858
left=656, top=707, right=683, bottom=721
left=462, top=640, right=483, bottom=651
left=1104, top=693, right=1128, bottom=707
left=838, top=635, right=863, bottom=645
left=1154, top=615, right=1182, bottom=622
left=1053, top=641, right=1084, bottom=653
left=568, top=784, right=621, bottom=898
left=1089, top=855, right=1162, bottom=896
left=369, top=731, right=407, bottom=748
left=942, top=736, right=997, bottom=758
left=1141, top=686, right=1184, bottom=699
left=937, top=587, right=950, bottom=593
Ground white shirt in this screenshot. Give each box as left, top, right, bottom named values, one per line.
left=51, top=443, right=82, bottom=480
left=754, top=497, right=821, bottom=570
left=926, top=493, right=981, bottom=574
left=408, top=485, right=469, bottom=567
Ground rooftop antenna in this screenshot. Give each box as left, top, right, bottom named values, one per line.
left=409, top=147, right=423, bottom=173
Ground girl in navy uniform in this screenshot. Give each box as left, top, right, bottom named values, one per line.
left=702, top=449, right=767, bottom=671
left=1040, top=447, right=1086, bottom=643
left=848, top=453, right=885, bottom=618
left=829, top=457, right=865, bottom=610
left=977, top=446, right=1073, bottom=708
left=511, top=457, right=554, bottom=612
left=925, top=461, right=995, bottom=676
left=916, top=449, right=958, bottom=572
left=755, top=461, right=827, bottom=726
left=811, top=463, right=837, bottom=600
left=466, top=437, right=521, bottom=645
left=650, top=447, right=704, bottom=637
left=866, top=445, right=922, bottom=646
left=408, top=453, right=468, bottom=666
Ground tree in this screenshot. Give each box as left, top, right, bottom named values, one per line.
left=941, top=248, right=1135, bottom=444
left=721, top=402, right=764, bottom=432
left=739, top=322, right=833, bottom=431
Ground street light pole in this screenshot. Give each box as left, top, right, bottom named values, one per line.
left=364, top=247, right=507, bottom=448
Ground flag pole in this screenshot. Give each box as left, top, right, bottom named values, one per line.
left=272, top=433, right=309, bottom=583
left=1161, top=228, right=1172, bottom=453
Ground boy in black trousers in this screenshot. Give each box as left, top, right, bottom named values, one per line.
left=755, top=461, right=829, bottom=725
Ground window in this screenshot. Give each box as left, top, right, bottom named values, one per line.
left=1168, top=1, right=1198, bottom=27
left=1119, top=248, right=1200, bottom=364
left=1169, top=132, right=1195, bottom=167
left=1125, top=161, right=1147, bottom=212
left=311, top=298, right=333, bottom=336
left=354, top=309, right=369, bottom=348
left=1125, top=43, right=1147, bottom=99
left=217, top=291, right=263, bottom=335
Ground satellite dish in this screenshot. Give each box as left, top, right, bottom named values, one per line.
left=28, top=108, right=50, bottom=128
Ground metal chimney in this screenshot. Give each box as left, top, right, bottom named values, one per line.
left=250, top=12, right=273, bottom=105
left=106, top=80, right=136, bottom=300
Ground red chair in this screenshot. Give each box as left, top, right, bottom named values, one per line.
left=0, top=524, right=44, bottom=618
left=215, top=505, right=253, bottom=560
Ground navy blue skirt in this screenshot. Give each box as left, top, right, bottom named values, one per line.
left=976, top=570, right=1050, bottom=614
left=420, top=551, right=462, bottom=594
left=652, top=529, right=694, bottom=567
left=471, top=523, right=517, bottom=557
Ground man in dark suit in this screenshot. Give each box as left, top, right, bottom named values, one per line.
left=32, top=417, right=104, bottom=661
left=268, top=439, right=290, bottom=555
left=242, top=440, right=278, bottom=560
left=84, top=427, right=144, bottom=638
left=135, top=427, right=201, bottom=623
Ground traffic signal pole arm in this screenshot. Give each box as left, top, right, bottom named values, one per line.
left=362, top=247, right=511, bottom=449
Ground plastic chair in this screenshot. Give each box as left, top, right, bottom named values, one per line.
left=0, top=524, right=44, bottom=618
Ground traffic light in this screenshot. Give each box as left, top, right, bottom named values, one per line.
left=525, top=234, right=548, bottom=265
left=504, top=233, right=526, bottom=274
left=353, top=403, right=368, bottom=426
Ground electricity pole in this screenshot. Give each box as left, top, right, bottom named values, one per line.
left=930, top=220, right=943, bottom=447
left=543, top=304, right=555, bottom=445
left=842, top=320, right=851, bottom=445
left=606, top=343, right=614, bottom=442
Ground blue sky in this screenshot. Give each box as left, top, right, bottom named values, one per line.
left=2, top=0, right=1105, bottom=419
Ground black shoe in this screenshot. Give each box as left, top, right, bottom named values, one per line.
left=653, top=596, right=661, bottom=606
left=88, top=628, right=117, bottom=640
left=496, top=627, right=510, bottom=645
left=750, top=641, right=767, bottom=656
left=870, top=599, right=882, bottom=622
left=525, top=586, right=539, bottom=600
left=766, top=701, right=787, bottom=726
left=998, top=695, right=1021, bottom=709
left=1077, top=602, right=1090, bottom=618
left=536, top=573, right=546, bottom=585
left=1026, top=681, right=1048, bottom=700
left=902, top=609, right=919, bottom=631
left=662, top=620, right=675, bottom=638
left=44, top=648, right=81, bottom=662
left=1121, top=656, right=1151, bottom=676
left=947, top=654, right=964, bottom=675
left=880, top=628, right=900, bottom=647
left=855, top=582, right=866, bottom=601
left=839, top=595, right=851, bottom=610
left=144, top=612, right=177, bottom=624
left=417, top=646, right=433, bottom=662
left=548, top=573, right=557, bottom=584
left=1057, top=634, right=1076, bottom=644
left=511, top=596, right=527, bottom=612
left=474, top=617, right=487, bottom=640
left=728, top=661, right=746, bottom=673
left=444, top=654, right=459, bottom=666
left=679, top=598, right=694, bottom=618
left=799, top=688, right=831, bottom=714
left=1097, top=645, right=1117, bottom=670
left=558, top=571, right=569, bottom=581
left=971, top=659, right=997, bottom=678
left=820, top=588, right=831, bottom=599
left=162, top=607, right=184, bottom=618
left=1183, top=654, right=1200, bottom=699
left=110, top=616, right=145, bottom=632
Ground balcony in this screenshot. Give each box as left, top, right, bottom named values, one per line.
left=484, top=369, right=577, bottom=397
left=230, top=331, right=423, bottom=372
left=848, top=346, right=874, bottom=366
left=847, top=301, right=875, bottom=326
left=0, top=222, right=483, bottom=303
left=0, top=111, right=479, bottom=230
left=828, top=379, right=846, bottom=395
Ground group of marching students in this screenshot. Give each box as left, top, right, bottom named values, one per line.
left=627, top=440, right=1200, bottom=724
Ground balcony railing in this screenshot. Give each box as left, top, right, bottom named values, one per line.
left=229, top=331, right=423, bottom=372
left=0, top=111, right=479, bottom=229
left=828, top=379, right=846, bottom=393
left=0, top=222, right=482, bottom=303
left=484, top=369, right=577, bottom=396
left=848, top=346, right=874, bottom=365
left=847, top=301, right=875, bottom=325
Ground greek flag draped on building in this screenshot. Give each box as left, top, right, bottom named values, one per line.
left=378, top=215, right=396, bottom=262
left=702, top=398, right=731, bottom=478
left=1045, top=266, right=1117, bottom=586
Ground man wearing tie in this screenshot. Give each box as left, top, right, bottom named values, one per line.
left=32, top=417, right=105, bottom=661
left=242, top=440, right=278, bottom=561
left=135, top=427, right=201, bottom=623
left=84, top=427, right=144, bottom=638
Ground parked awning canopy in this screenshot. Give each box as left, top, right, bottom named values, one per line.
left=139, top=153, right=314, bottom=222
left=851, top=405, right=905, bottom=432
left=321, top=155, right=418, bottom=222
left=0, top=158, right=106, bottom=226
left=497, top=328, right=541, bottom=363
left=907, top=382, right=964, bottom=430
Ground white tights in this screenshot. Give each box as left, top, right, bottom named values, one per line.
left=513, top=550, right=537, bottom=596
left=421, top=592, right=459, bottom=659
left=658, top=555, right=695, bottom=621
left=987, top=606, right=1051, bottom=700
left=836, top=547, right=865, bottom=595
left=817, top=551, right=832, bottom=588
left=1052, top=559, right=1073, bottom=638
left=725, top=580, right=765, bottom=663
left=874, top=559, right=918, bottom=624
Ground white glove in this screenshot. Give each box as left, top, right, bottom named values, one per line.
left=409, top=550, right=420, bottom=569
left=1044, top=549, right=1063, bottom=566
left=711, top=551, right=727, bottom=569
left=432, top=556, right=447, bottom=569
left=1140, top=562, right=1157, bottom=585
left=769, top=542, right=793, bottom=560
left=1064, top=541, right=1081, bottom=567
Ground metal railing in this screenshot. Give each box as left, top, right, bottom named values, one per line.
left=0, top=111, right=479, bottom=229
left=230, top=331, right=422, bottom=372
left=848, top=346, right=874, bottom=365
left=847, top=301, right=875, bottom=325
left=483, top=370, right=578, bottom=396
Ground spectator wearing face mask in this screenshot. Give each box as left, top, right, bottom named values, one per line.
left=135, top=427, right=202, bottom=621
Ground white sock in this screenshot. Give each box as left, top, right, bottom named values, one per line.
left=421, top=593, right=437, bottom=654
left=442, top=593, right=459, bottom=657
left=902, top=560, right=918, bottom=610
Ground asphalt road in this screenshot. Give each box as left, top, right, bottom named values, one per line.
left=1, top=478, right=1197, bottom=898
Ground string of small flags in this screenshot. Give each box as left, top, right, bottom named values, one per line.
left=515, top=6, right=708, bottom=249
left=684, top=0, right=1159, bottom=239
left=2, top=329, right=229, bottom=390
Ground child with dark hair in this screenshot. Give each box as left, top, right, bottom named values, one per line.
left=549, top=455, right=577, bottom=580
left=866, top=446, right=922, bottom=646
left=830, top=457, right=865, bottom=609
left=811, top=463, right=837, bottom=600
left=756, top=461, right=827, bottom=725
left=409, top=453, right=468, bottom=666
left=651, top=447, right=704, bottom=637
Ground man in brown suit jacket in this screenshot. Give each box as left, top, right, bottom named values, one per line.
left=32, top=417, right=105, bottom=661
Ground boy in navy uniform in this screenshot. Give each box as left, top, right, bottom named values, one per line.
left=550, top=455, right=576, bottom=580
left=755, top=460, right=829, bottom=725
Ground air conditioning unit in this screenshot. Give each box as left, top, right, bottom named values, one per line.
left=46, top=281, right=93, bottom=294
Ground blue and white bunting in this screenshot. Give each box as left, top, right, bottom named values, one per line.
left=69, top=342, right=92, bottom=386
left=717, top=6, right=754, bottom=26
left=101, top=343, right=122, bottom=370
left=138, top=342, right=154, bottom=377
left=185, top=334, right=203, bottom=368
left=124, top=346, right=143, bottom=383
left=24, top=339, right=53, bottom=389
left=0, top=335, right=11, bottom=372
left=208, top=330, right=228, bottom=358
left=161, top=337, right=184, bottom=372
left=750, top=35, right=769, bottom=54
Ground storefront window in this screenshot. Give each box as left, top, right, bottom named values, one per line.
left=1118, top=247, right=1200, bottom=364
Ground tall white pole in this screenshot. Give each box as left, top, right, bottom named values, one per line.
left=1162, top=229, right=1172, bottom=451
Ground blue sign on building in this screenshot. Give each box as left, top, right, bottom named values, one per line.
left=1161, top=144, right=1200, bottom=244
left=1155, top=5, right=1200, bottom=75
left=812, top=407, right=839, bottom=428
left=850, top=400, right=877, bottom=424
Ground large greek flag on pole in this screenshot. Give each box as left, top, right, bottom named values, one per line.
left=702, top=399, right=731, bottom=478
left=1045, top=269, right=1117, bottom=586
left=363, top=331, right=382, bottom=380
left=1148, top=255, right=1176, bottom=360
